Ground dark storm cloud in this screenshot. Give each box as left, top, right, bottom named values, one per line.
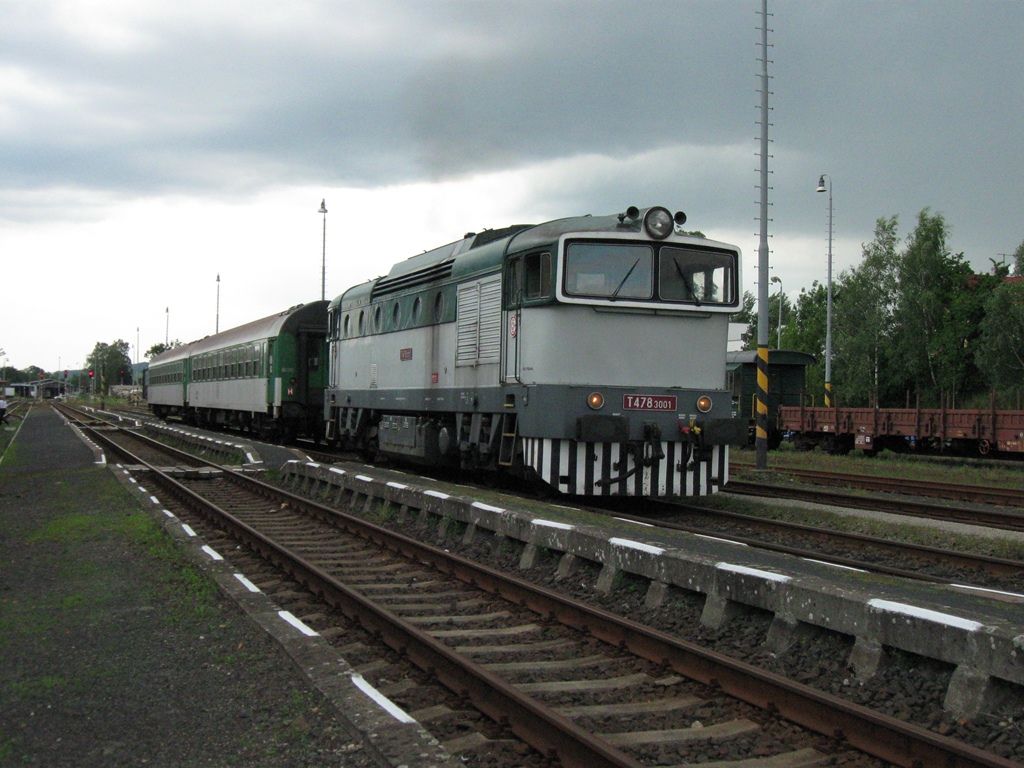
left=1, top=0, right=1022, bottom=262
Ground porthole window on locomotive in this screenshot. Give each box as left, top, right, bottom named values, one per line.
left=433, top=292, right=444, bottom=322
left=412, top=296, right=422, bottom=322
left=392, top=302, right=400, bottom=328
left=343, top=314, right=350, bottom=338
left=358, top=310, right=365, bottom=335
left=373, top=306, right=382, bottom=331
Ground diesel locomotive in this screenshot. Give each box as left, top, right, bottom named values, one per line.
left=324, top=205, right=745, bottom=496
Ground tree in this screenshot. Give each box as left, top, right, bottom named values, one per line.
left=86, top=340, right=133, bottom=394
left=1013, top=239, right=1024, bottom=276
left=146, top=340, right=181, bottom=359
left=832, top=216, right=900, bottom=406
left=731, top=291, right=756, bottom=349
left=974, top=280, right=1024, bottom=402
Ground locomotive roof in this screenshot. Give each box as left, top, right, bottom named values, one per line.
left=329, top=207, right=735, bottom=309
left=150, top=301, right=328, bottom=364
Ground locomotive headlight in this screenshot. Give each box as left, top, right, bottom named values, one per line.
left=696, top=395, right=713, bottom=413
left=643, top=207, right=674, bottom=239
left=587, top=392, right=605, bottom=410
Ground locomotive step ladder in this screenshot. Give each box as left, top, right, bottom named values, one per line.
left=498, top=412, right=518, bottom=466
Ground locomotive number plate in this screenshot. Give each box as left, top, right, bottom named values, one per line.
left=622, top=394, right=677, bottom=411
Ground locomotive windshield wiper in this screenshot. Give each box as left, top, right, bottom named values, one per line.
left=673, top=256, right=701, bottom=306
left=610, top=257, right=640, bottom=300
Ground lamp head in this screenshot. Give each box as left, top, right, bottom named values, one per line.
left=318, top=199, right=327, bottom=214
left=816, top=175, right=827, bottom=193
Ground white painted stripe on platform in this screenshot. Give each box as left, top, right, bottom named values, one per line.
left=802, top=558, right=867, bottom=573
left=245, top=452, right=258, bottom=464
left=129, top=477, right=137, bottom=484
left=351, top=674, right=416, bottom=723
left=695, top=534, right=748, bottom=547
left=136, top=486, right=147, bottom=494
left=386, top=481, right=407, bottom=489
left=472, top=501, right=505, bottom=513
left=609, top=537, right=665, bottom=555
left=867, top=599, right=983, bottom=631
left=149, top=496, right=160, bottom=504
left=233, top=573, right=260, bottom=593
left=181, top=524, right=197, bottom=537
left=532, top=519, right=574, bottom=531
left=613, top=517, right=654, bottom=527
left=329, top=467, right=346, bottom=475
left=949, top=583, right=1024, bottom=600
left=163, top=510, right=175, bottom=519
left=278, top=610, right=318, bottom=636
left=201, top=545, right=223, bottom=561
left=716, top=562, right=791, bottom=583
left=356, top=474, right=373, bottom=482
left=306, top=462, right=320, bottom=468
left=424, top=490, right=450, bottom=499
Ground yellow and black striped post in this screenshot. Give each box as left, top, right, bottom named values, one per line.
left=824, top=381, right=833, bottom=409
left=755, top=344, right=769, bottom=468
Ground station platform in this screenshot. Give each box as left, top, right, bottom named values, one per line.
left=0, top=405, right=393, bottom=766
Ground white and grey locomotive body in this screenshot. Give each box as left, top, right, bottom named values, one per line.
left=325, top=206, right=744, bottom=496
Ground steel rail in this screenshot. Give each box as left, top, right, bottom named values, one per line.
left=79, top=420, right=1017, bottom=768
left=610, top=503, right=1024, bottom=584
left=730, top=461, right=1024, bottom=507
left=727, top=479, right=1024, bottom=532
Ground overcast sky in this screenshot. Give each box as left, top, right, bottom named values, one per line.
left=2, top=0, right=1021, bottom=372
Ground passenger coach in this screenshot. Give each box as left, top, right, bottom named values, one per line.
left=149, top=301, right=328, bottom=440
left=325, top=206, right=745, bottom=496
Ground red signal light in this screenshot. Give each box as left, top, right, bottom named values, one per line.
left=88, top=369, right=95, bottom=379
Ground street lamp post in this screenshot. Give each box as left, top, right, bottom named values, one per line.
left=318, top=199, right=328, bottom=301
left=770, top=275, right=783, bottom=348
left=816, top=174, right=834, bottom=407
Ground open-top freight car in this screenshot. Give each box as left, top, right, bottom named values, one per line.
left=149, top=301, right=328, bottom=440
left=779, top=401, right=1024, bottom=456
left=324, top=205, right=746, bottom=496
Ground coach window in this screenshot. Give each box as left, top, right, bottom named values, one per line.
left=524, top=252, right=551, bottom=300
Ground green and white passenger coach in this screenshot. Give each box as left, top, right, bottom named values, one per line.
left=325, top=206, right=745, bottom=496
left=149, top=301, right=328, bottom=440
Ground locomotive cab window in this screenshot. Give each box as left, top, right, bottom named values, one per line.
left=658, top=247, right=736, bottom=305
left=524, top=252, right=551, bottom=300
left=564, top=243, right=653, bottom=300
left=505, top=258, right=523, bottom=307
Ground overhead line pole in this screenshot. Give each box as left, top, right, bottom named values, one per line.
left=755, top=0, right=773, bottom=470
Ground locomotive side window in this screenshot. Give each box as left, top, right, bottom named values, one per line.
left=412, top=296, right=422, bottom=322
left=658, top=247, right=736, bottom=305
left=524, top=252, right=551, bottom=299
left=433, top=293, right=444, bottom=322
left=564, top=243, right=653, bottom=299
left=343, top=314, right=351, bottom=338
left=505, top=257, right=523, bottom=308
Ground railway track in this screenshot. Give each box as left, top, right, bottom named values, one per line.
left=725, top=478, right=1024, bottom=533
left=730, top=461, right=1024, bottom=508
left=59, top=407, right=1017, bottom=768
left=606, top=501, right=1024, bottom=595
